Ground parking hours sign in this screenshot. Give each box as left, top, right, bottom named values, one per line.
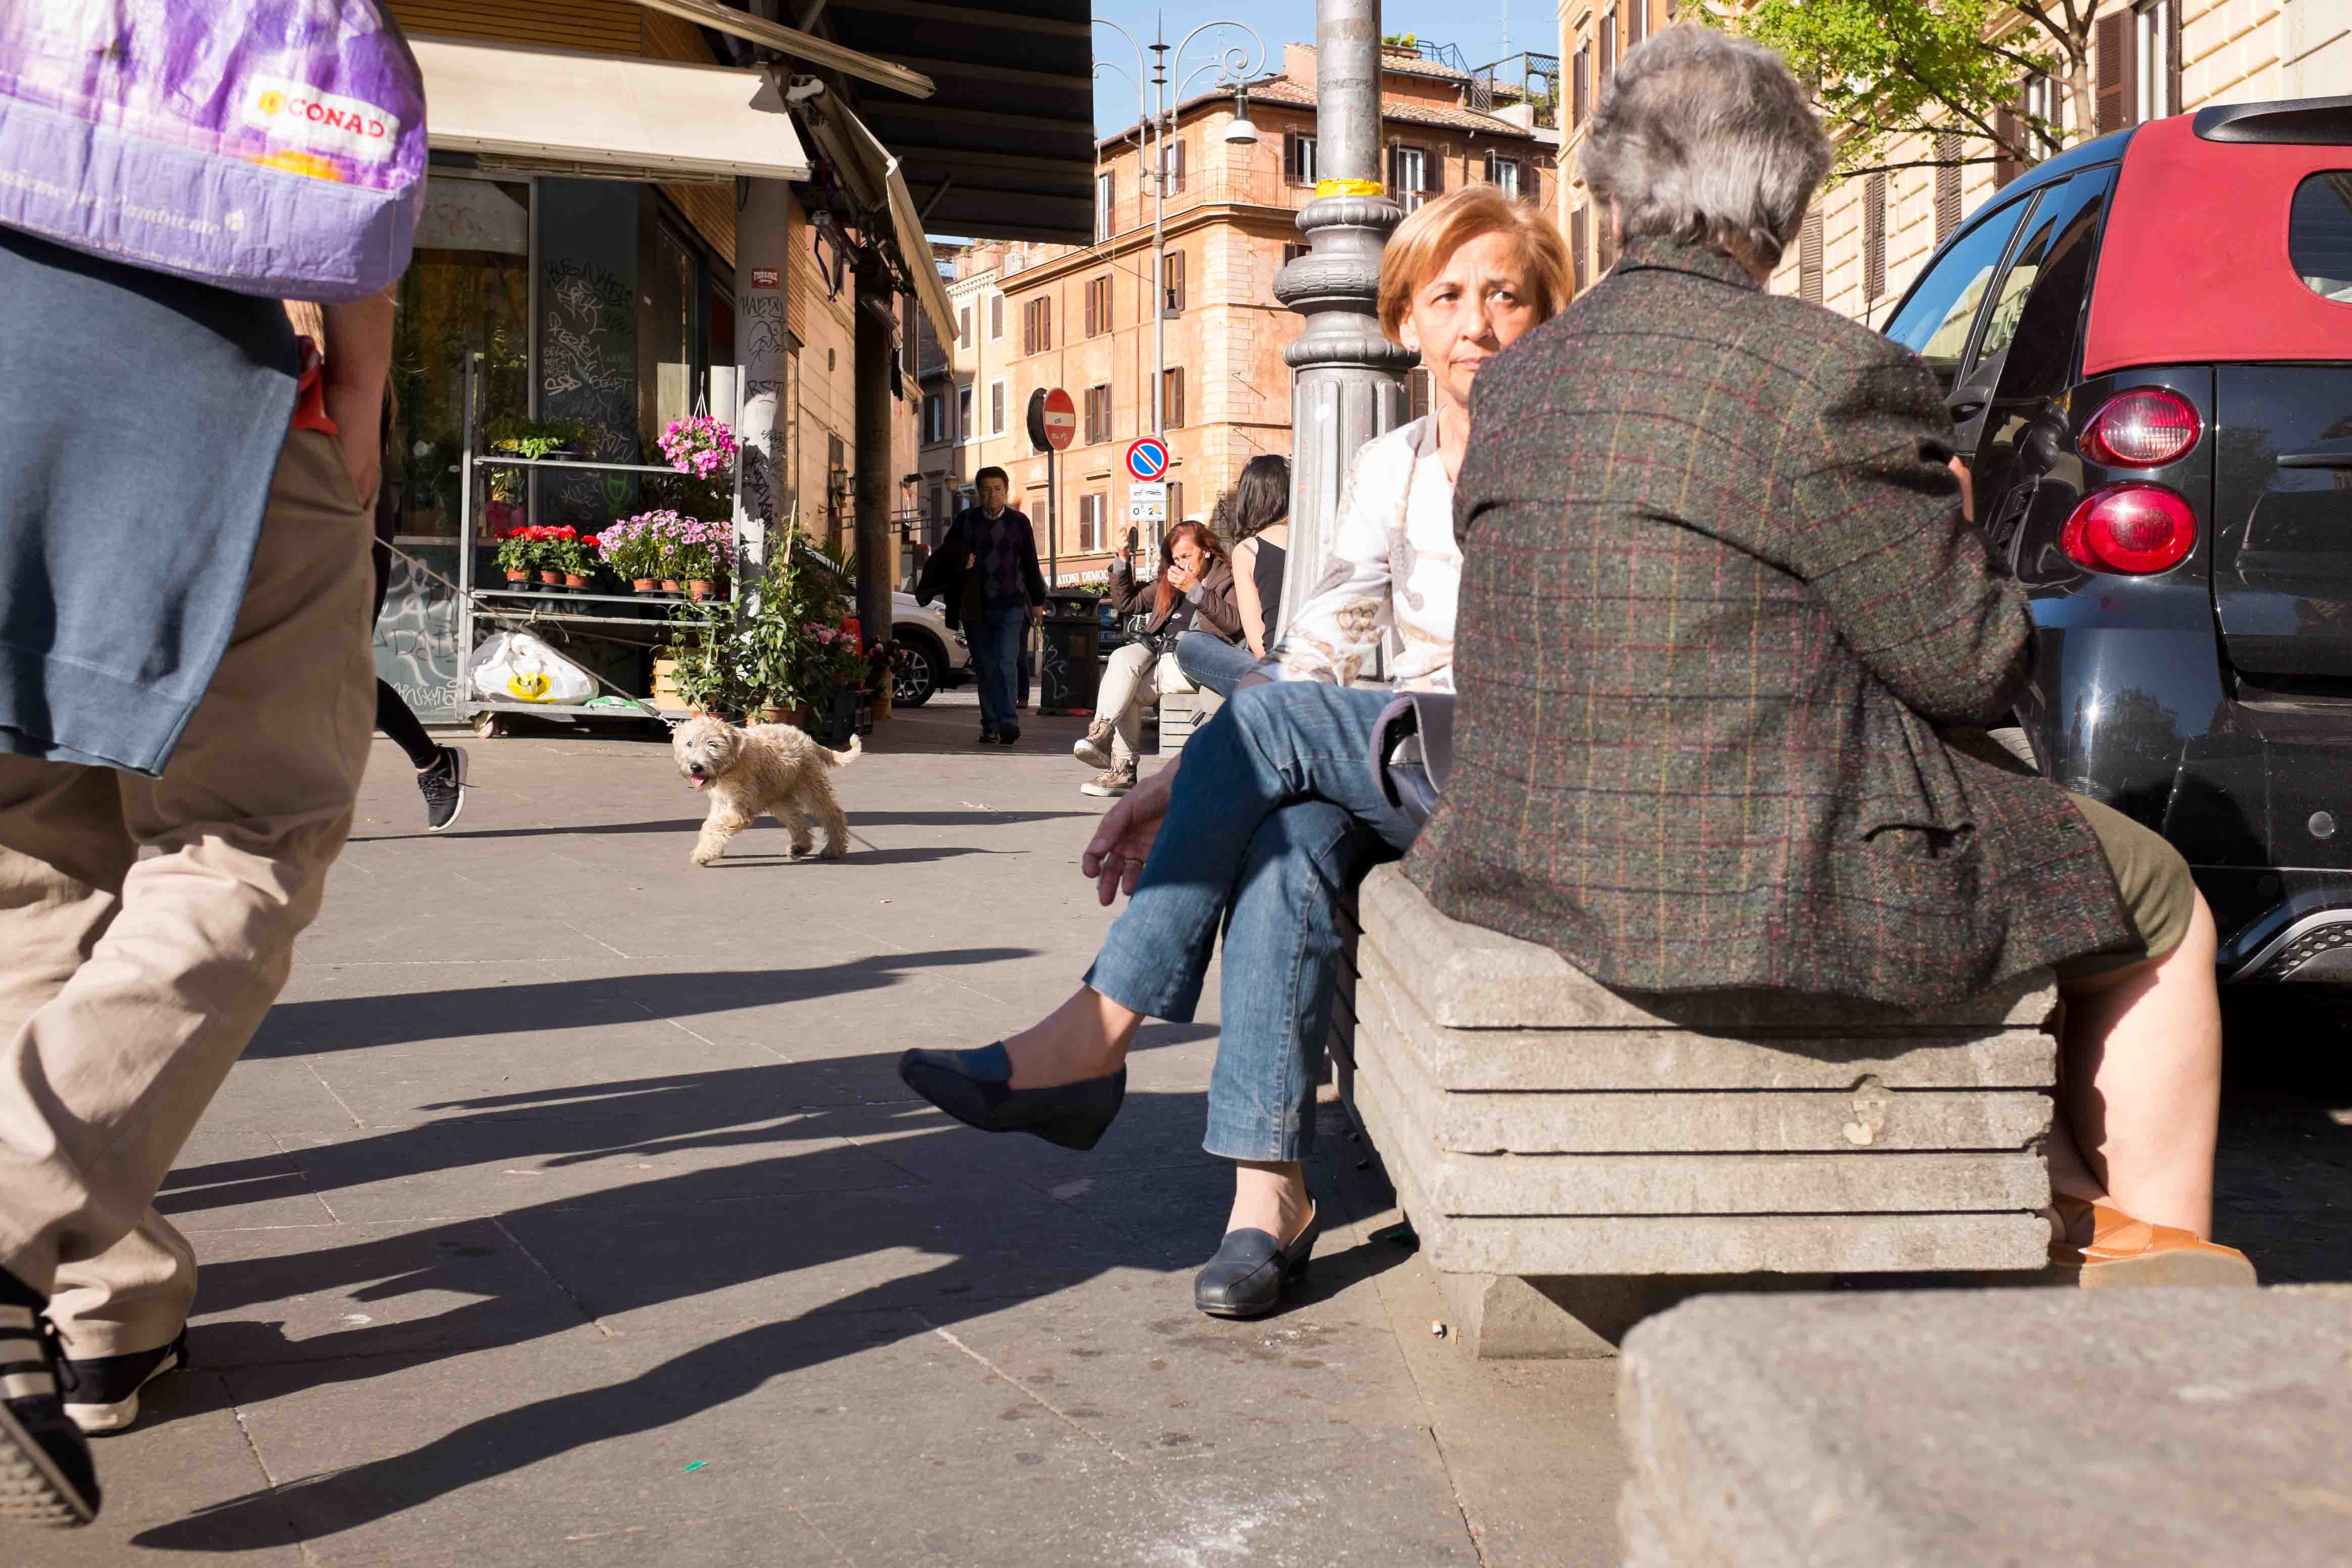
left=1124, top=437, right=1169, bottom=481
left=1128, top=481, right=1169, bottom=525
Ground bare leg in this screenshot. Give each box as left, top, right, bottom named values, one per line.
left=1001, top=986, right=1143, bottom=1089
left=2052, top=892, right=2223, bottom=1237
left=1226, top=1160, right=1313, bottom=1245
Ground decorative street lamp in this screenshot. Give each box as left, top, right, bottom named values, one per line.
left=1273, top=0, right=1411, bottom=642
left=1095, top=15, right=1268, bottom=440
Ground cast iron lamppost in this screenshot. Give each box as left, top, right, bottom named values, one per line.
left=1273, top=0, right=1411, bottom=640
left=1094, top=15, right=1267, bottom=439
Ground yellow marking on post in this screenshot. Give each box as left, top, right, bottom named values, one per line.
left=1314, top=178, right=1386, bottom=198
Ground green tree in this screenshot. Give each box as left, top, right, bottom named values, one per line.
left=1718, top=0, right=2090, bottom=178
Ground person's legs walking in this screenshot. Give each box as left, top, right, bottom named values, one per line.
left=371, top=532, right=464, bottom=828
left=4, top=429, right=372, bottom=1409
left=970, top=606, right=1022, bottom=738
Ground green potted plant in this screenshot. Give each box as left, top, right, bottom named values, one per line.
left=558, top=531, right=599, bottom=594
left=597, top=514, right=664, bottom=594
left=494, top=526, right=543, bottom=591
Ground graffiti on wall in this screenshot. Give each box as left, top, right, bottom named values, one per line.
left=540, top=258, right=637, bottom=522
left=373, top=543, right=464, bottom=722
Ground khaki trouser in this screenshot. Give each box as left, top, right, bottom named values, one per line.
left=0, top=430, right=373, bottom=1356
left=1097, top=644, right=1196, bottom=765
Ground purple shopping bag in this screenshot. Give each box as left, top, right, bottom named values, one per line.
left=0, top=2, right=425, bottom=302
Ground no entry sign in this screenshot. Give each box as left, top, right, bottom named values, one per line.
left=1041, top=387, right=1076, bottom=451
left=1124, top=436, right=1169, bottom=481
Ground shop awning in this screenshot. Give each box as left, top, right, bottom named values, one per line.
left=409, top=35, right=812, bottom=183
left=795, top=96, right=959, bottom=350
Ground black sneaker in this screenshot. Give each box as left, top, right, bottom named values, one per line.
left=997, top=723, right=1021, bottom=745
left=62, top=1332, right=185, bottom=1436
left=418, top=745, right=467, bottom=832
left=977, top=728, right=1000, bottom=746
left=0, top=1273, right=100, bottom=1527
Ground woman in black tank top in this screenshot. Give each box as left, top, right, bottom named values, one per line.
left=1178, top=455, right=1291, bottom=696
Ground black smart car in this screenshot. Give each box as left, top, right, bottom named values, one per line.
left=1881, top=96, right=2352, bottom=982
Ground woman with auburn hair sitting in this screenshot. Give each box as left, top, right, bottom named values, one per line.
left=1072, top=520, right=1238, bottom=798
left=902, top=186, right=1577, bottom=1318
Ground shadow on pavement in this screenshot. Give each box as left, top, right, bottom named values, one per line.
left=133, top=1036, right=1380, bottom=1553
left=2215, top=986, right=2352, bottom=1285
left=352, top=808, right=1094, bottom=843
left=242, top=949, right=1036, bottom=1057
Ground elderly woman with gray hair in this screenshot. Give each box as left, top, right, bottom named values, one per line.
left=1408, top=26, right=2251, bottom=1284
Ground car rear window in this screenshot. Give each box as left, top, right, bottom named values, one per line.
left=2290, top=172, right=2352, bottom=303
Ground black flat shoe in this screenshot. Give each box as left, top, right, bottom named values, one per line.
left=1194, top=1208, right=1320, bottom=1320
left=897, top=1042, right=1125, bottom=1151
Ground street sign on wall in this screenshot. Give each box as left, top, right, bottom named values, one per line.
left=1127, top=480, right=1169, bottom=525
left=1124, top=436, right=1169, bottom=481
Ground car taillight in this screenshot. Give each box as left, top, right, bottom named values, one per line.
left=2078, top=388, right=2201, bottom=467
left=2060, top=484, right=2198, bottom=574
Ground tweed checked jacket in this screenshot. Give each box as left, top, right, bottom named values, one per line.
left=1404, top=238, right=2137, bottom=1008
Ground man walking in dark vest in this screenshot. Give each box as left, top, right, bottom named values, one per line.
left=921, top=466, right=1046, bottom=745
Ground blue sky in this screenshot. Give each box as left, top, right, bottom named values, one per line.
left=1085, top=3, right=1550, bottom=136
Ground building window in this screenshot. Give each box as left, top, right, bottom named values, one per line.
left=2137, top=0, right=2180, bottom=122
left=922, top=392, right=946, bottom=444
left=1598, top=205, right=1618, bottom=273
left=1162, top=248, right=1186, bottom=315
left=1285, top=130, right=1318, bottom=185
left=1800, top=211, right=1824, bottom=303
left=1388, top=144, right=1436, bottom=211
left=990, top=378, right=1006, bottom=436
left=1096, top=171, right=1114, bottom=241
left=989, top=294, right=1004, bottom=339
left=1282, top=241, right=1309, bottom=265
left=1572, top=46, right=1591, bottom=127
left=1407, top=366, right=1432, bottom=421
left=1161, top=135, right=1187, bottom=196
left=1571, top=204, right=1590, bottom=293
left=1079, top=491, right=1106, bottom=552
left=957, top=305, right=970, bottom=346
left=1022, top=295, right=1052, bottom=355
left=1627, top=0, right=1648, bottom=46
left=1600, top=10, right=1618, bottom=97
left=1864, top=173, right=1888, bottom=301
left=1935, top=133, right=1962, bottom=241
left=958, top=386, right=972, bottom=441
left=1085, top=274, right=1112, bottom=337
left=1162, top=366, right=1186, bottom=429
left=1085, top=383, right=1111, bottom=445
left=1484, top=152, right=1523, bottom=199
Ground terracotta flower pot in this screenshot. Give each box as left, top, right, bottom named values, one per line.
left=632, top=578, right=656, bottom=595
left=660, top=579, right=683, bottom=598
left=503, top=570, right=529, bottom=589
left=686, top=579, right=716, bottom=601
left=539, top=570, right=563, bottom=591
left=564, top=573, right=589, bottom=593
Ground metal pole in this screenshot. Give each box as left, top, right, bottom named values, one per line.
left=1150, top=32, right=1167, bottom=437
left=854, top=259, right=896, bottom=721
left=1272, top=0, right=1410, bottom=642
left=1048, top=447, right=1059, bottom=585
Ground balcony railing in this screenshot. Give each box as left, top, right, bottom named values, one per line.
left=1089, top=164, right=1311, bottom=244
left=1469, top=51, right=1562, bottom=129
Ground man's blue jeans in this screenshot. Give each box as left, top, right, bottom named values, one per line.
left=1085, top=681, right=1415, bottom=1162
left=1174, top=630, right=1263, bottom=698
left=967, top=604, right=1027, bottom=733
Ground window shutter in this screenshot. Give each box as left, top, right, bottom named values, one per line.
left=2167, top=0, right=2183, bottom=120
left=1573, top=48, right=1590, bottom=126
left=1864, top=173, right=1887, bottom=300
left=1084, top=278, right=1096, bottom=338
left=1799, top=211, right=1823, bottom=303
left=1284, top=129, right=1299, bottom=183
left=1598, top=207, right=1618, bottom=273
left=1386, top=143, right=1400, bottom=193
left=1424, top=149, right=1442, bottom=194
left=1168, top=137, right=1186, bottom=195
left=2096, top=11, right=2132, bottom=134
left=1629, top=0, right=1647, bottom=46
left=1995, top=96, right=2024, bottom=188
left=1163, top=250, right=1185, bottom=314
left=1600, top=11, right=1617, bottom=94
left=1935, top=133, right=1962, bottom=240
left=1041, top=296, right=1050, bottom=351
left=958, top=306, right=970, bottom=346
left=1571, top=205, right=1590, bottom=292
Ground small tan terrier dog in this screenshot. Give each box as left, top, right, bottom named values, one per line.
left=672, top=714, right=861, bottom=865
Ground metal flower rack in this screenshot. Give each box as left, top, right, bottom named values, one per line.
left=453, top=353, right=738, bottom=738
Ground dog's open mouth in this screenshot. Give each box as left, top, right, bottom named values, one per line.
left=686, top=775, right=708, bottom=791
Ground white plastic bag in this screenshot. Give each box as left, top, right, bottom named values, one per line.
left=466, top=631, right=595, bottom=705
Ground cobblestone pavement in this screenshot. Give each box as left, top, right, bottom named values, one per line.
left=32, top=691, right=2348, bottom=1563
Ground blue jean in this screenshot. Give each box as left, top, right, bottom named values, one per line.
left=967, top=604, right=1027, bottom=733
left=1174, top=631, right=1264, bottom=698
left=1085, top=681, right=1416, bottom=1162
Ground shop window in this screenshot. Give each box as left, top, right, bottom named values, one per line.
left=1163, top=366, right=1186, bottom=429
left=390, top=175, right=532, bottom=539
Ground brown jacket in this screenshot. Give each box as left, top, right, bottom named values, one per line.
left=1107, top=556, right=1242, bottom=643
left=1405, top=238, right=2135, bottom=1008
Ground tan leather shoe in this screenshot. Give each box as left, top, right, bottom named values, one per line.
left=2049, top=1196, right=2257, bottom=1288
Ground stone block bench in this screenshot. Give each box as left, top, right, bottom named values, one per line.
left=1332, top=864, right=2059, bottom=1357
left=1155, top=686, right=1224, bottom=753
left=1618, top=1286, right=2339, bottom=1566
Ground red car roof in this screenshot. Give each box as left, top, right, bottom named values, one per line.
left=2083, top=114, right=2352, bottom=376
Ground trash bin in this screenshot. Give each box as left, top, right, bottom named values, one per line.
left=1040, top=590, right=1103, bottom=717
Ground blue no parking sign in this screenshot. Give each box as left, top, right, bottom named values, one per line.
left=1124, top=437, right=1169, bottom=481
